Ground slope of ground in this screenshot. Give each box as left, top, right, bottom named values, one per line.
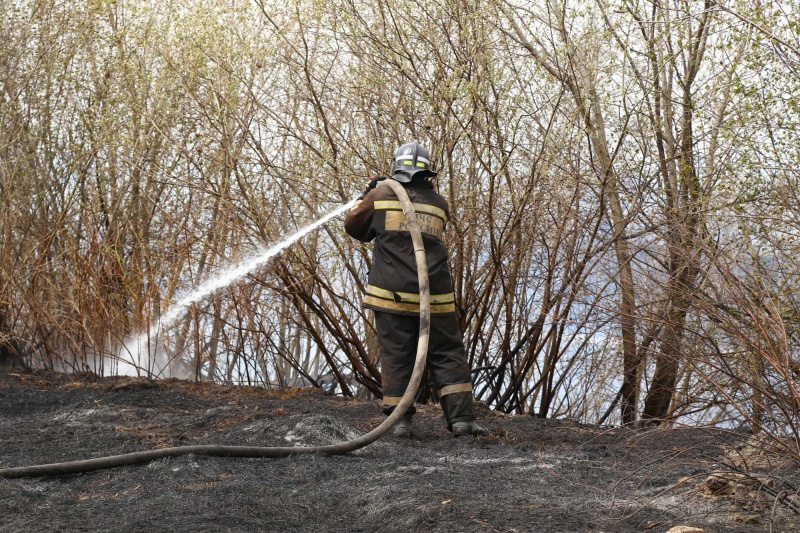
left=0, top=371, right=798, bottom=532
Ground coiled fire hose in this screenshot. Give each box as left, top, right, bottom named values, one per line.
left=0, top=180, right=429, bottom=479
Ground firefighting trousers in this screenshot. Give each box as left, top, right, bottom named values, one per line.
left=374, top=311, right=475, bottom=426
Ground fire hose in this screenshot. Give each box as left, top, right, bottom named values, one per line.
left=0, top=180, right=429, bottom=479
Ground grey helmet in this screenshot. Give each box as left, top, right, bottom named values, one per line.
left=391, top=140, right=438, bottom=183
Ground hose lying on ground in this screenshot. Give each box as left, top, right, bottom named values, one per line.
left=0, top=180, right=428, bottom=479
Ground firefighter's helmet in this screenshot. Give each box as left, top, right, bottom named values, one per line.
left=391, top=141, right=438, bottom=183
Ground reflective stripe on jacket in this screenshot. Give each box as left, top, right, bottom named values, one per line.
left=344, top=179, right=456, bottom=316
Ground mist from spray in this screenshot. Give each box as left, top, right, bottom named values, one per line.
left=118, top=198, right=358, bottom=376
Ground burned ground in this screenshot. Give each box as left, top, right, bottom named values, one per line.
left=1, top=371, right=798, bottom=532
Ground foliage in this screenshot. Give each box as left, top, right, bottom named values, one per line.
left=1, top=0, right=799, bottom=452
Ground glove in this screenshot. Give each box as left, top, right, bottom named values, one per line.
left=363, top=175, right=387, bottom=195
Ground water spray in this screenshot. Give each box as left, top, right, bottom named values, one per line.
left=0, top=181, right=430, bottom=479
left=123, top=198, right=358, bottom=374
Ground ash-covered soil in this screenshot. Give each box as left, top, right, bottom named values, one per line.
left=1, top=372, right=798, bottom=532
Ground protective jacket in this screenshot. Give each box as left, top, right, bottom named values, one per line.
left=344, top=179, right=456, bottom=316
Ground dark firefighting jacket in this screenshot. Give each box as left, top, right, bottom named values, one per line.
left=344, top=179, right=456, bottom=316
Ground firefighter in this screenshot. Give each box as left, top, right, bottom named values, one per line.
left=345, top=141, right=488, bottom=438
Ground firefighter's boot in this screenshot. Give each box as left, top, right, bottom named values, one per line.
left=393, top=413, right=413, bottom=438
left=452, top=421, right=488, bottom=437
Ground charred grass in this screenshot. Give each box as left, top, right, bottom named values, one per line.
left=1, top=371, right=798, bottom=532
